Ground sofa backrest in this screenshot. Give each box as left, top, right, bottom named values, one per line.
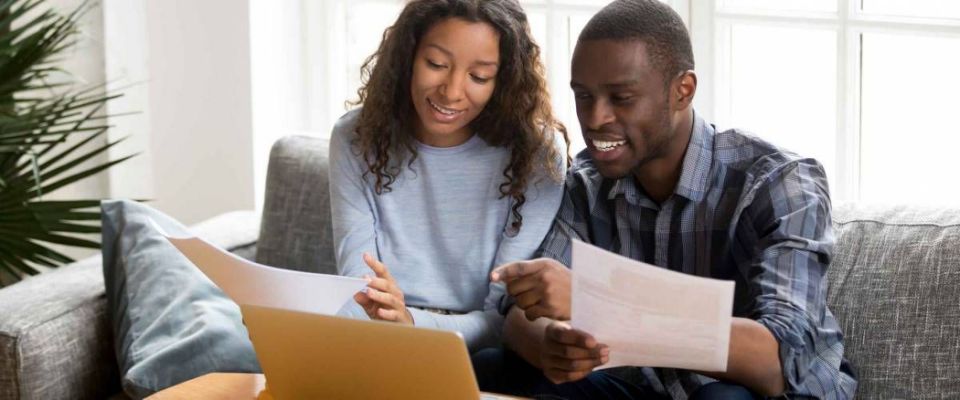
left=829, top=204, right=960, bottom=398
left=256, top=135, right=338, bottom=275
left=257, top=135, right=960, bottom=397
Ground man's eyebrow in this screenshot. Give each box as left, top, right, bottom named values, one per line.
left=602, top=79, right=641, bottom=89
left=570, top=80, right=640, bottom=89
left=424, top=43, right=498, bottom=67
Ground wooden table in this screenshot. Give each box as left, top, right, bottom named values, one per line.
left=147, top=373, right=273, bottom=400
left=147, top=372, right=525, bottom=399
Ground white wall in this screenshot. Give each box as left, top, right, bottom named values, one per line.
left=44, top=0, right=109, bottom=201
left=33, top=0, right=110, bottom=262
left=104, top=0, right=256, bottom=225
left=249, top=0, right=309, bottom=212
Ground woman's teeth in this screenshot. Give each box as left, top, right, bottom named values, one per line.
left=592, top=139, right=626, bottom=152
left=429, top=99, right=461, bottom=116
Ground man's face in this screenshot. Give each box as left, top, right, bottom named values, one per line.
left=570, top=39, right=676, bottom=179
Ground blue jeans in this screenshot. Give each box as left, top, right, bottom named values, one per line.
left=472, top=347, right=760, bottom=400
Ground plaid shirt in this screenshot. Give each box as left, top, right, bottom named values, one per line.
left=537, top=114, right=857, bottom=399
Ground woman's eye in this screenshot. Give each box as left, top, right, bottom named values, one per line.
left=426, top=60, right=446, bottom=69
left=470, top=74, right=492, bottom=84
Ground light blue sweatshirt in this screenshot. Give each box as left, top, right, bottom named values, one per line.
left=328, top=109, right=565, bottom=351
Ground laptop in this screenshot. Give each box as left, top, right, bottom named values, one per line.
left=240, top=304, right=517, bottom=400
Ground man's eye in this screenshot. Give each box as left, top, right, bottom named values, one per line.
left=612, top=95, right=634, bottom=103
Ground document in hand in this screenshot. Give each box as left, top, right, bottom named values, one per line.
left=154, top=219, right=367, bottom=315
left=570, top=239, right=734, bottom=372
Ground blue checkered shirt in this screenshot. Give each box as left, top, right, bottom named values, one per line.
left=536, top=114, right=857, bottom=399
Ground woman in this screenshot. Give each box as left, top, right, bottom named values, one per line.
left=329, top=0, right=568, bottom=352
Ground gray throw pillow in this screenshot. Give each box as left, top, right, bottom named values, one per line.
left=101, top=200, right=260, bottom=399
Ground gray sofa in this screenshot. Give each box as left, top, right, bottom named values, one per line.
left=1, top=135, right=958, bottom=399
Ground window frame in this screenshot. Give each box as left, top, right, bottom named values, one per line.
left=688, top=0, right=960, bottom=203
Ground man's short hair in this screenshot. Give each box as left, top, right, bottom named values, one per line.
left=578, top=0, right=694, bottom=80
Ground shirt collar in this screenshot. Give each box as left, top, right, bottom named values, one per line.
left=607, top=176, right=639, bottom=203
left=605, top=111, right=714, bottom=205
left=673, top=111, right=714, bottom=202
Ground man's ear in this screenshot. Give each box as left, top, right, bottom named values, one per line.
left=673, top=70, right=697, bottom=109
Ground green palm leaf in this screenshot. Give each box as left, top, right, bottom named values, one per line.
left=0, top=0, right=135, bottom=287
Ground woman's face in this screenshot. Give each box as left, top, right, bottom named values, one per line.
left=410, top=18, right=500, bottom=147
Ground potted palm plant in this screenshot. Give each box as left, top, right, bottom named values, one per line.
left=0, top=0, right=133, bottom=287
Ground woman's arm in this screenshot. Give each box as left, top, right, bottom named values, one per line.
left=407, top=283, right=506, bottom=351
left=328, top=112, right=379, bottom=280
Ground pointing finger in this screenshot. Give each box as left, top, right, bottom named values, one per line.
left=491, top=260, right=544, bottom=283
left=363, top=252, right=393, bottom=280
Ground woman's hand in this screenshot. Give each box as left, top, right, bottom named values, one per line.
left=353, top=253, right=414, bottom=325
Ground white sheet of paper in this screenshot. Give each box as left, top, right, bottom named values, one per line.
left=570, top=239, right=734, bottom=372
left=162, top=228, right=366, bottom=316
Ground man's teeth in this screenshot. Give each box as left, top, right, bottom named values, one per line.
left=592, top=139, right=626, bottom=151
left=429, top=99, right=461, bottom=116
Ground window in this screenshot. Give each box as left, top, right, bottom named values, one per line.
left=691, top=0, right=960, bottom=205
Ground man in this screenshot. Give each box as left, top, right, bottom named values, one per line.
left=478, top=0, right=857, bottom=399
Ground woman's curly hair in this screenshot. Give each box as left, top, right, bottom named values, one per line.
left=349, top=0, right=569, bottom=232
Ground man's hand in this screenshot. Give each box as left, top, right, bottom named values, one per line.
left=490, top=258, right=571, bottom=321
left=542, top=321, right=609, bottom=384
left=353, top=253, right=414, bottom=325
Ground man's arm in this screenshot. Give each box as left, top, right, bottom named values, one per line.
left=729, top=159, right=849, bottom=398
left=496, top=174, right=589, bottom=372
left=699, top=318, right=785, bottom=396
left=502, top=306, right=550, bottom=369
left=502, top=273, right=786, bottom=395
left=503, top=307, right=608, bottom=384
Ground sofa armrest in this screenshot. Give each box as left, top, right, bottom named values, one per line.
left=0, top=209, right=260, bottom=400
left=0, top=255, right=119, bottom=400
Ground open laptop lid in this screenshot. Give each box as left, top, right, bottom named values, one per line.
left=241, top=304, right=482, bottom=400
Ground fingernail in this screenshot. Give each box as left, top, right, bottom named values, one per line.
left=490, top=272, right=499, bottom=281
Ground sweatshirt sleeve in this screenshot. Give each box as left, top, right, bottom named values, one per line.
left=328, top=111, right=378, bottom=280
left=406, top=283, right=506, bottom=351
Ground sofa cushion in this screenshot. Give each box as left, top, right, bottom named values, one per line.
left=101, top=200, right=260, bottom=399
left=256, top=135, right=337, bottom=274
left=829, top=204, right=960, bottom=399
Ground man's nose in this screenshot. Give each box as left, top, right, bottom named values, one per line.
left=584, top=99, right=615, bottom=131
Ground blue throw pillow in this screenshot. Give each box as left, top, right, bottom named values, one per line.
left=101, top=200, right=260, bottom=398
